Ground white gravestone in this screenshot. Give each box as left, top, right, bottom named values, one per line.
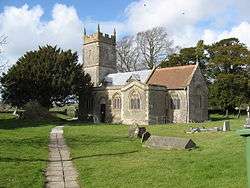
left=223, top=121, right=230, bottom=132
left=244, top=106, right=250, bottom=129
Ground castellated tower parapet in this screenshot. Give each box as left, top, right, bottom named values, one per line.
left=84, top=32, right=116, bottom=45
left=83, top=25, right=117, bottom=87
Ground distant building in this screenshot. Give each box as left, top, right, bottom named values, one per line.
left=79, top=26, right=208, bottom=124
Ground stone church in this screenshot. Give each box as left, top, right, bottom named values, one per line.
left=80, top=26, right=208, bottom=125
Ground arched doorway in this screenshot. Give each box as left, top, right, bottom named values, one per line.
left=99, top=97, right=106, bottom=123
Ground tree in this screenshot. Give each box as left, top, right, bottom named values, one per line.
left=207, top=38, right=250, bottom=116
left=117, top=35, right=142, bottom=72
left=136, top=27, right=176, bottom=69
left=209, top=73, right=249, bottom=116
left=207, top=38, right=250, bottom=78
left=0, top=45, right=92, bottom=108
left=160, top=40, right=208, bottom=73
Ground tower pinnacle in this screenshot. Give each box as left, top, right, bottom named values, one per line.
left=97, top=24, right=100, bottom=33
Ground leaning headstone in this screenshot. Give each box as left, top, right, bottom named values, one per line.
left=223, top=121, right=230, bottom=131
left=141, top=132, right=151, bottom=143
left=137, top=127, right=146, bottom=138
left=144, top=136, right=196, bottom=150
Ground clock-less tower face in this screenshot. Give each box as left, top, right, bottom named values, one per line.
left=99, top=42, right=116, bottom=68
left=83, top=34, right=117, bottom=87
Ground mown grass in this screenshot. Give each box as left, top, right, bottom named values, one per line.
left=64, top=115, right=247, bottom=188
left=0, top=113, right=53, bottom=188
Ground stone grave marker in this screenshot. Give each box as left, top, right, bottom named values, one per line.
left=144, top=135, right=196, bottom=150
left=128, top=124, right=138, bottom=138
left=244, top=106, right=250, bottom=129
left=223, top=121, right=230, bottom=131
left=141, top=132, right=151, bottom=143
left=137, top=127, right=146, bottom=138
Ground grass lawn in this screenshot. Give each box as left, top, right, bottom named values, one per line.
left=0, top=113, right=53, bottom=188
left=64, top=115, right=247, bottom=188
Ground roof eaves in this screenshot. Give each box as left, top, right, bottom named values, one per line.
left=186, top=64, right=198, bottom=87
left=145, top=68, right=156, bottom=84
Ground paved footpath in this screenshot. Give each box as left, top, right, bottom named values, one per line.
left=45, top=126, right=80, bottom=188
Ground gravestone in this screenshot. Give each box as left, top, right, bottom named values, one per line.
left=141, top=132, right=151, bottom=143
left=144, top=136, right=196, bottom=150
left=137, top=127, right=146, bottom=138
left=223, top=121, right=230, bottom=131
left=128, top=124, right=138, bottom=138
left=244, top=106, right=250, bottom=129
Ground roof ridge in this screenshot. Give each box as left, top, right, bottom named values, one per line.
left=108, top=69, right=151, bottom=76
left=158, top=64, right=196, bottom=70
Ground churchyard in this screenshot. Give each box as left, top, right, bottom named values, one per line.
left=0, top=112, right=247, bottom=188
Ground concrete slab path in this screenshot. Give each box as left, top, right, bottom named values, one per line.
left=45, top=126, right=80, bottom=188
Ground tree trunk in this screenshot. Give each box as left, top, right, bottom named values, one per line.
left=225, top=109, right=229, bottom=118
left=237, top=108, right=241, bottom=119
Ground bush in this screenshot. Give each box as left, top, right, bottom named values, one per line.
left=22, top=101, right=54, bottom=121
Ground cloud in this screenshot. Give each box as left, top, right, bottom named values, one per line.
left=0, top=4, right=83, bottom=67
left=123, top=0, right=250, bottom=47
left=1, top=0, right=250, bottom=71
left=202, top=21, right=250, bottom=47
left=123, top=0, right=234, bottom=47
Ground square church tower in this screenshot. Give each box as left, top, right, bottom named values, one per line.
left=83, top=25, right=117, bottom=87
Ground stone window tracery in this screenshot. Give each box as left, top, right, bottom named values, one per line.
left=112, top=95, right=121, bottom=109
left=130, top=92, right=141, bottom=110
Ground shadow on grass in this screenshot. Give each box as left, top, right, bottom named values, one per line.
left=72, top=150, right=139, bottom=161
left=0, top=157, right=49, bottom=163
left=0, top=113, right=98, bottom=130
left=0, top=118, right=67, bottom=130
left=209, top=116, right=232, bottom=122
left=66, top=135, right=132, bottom=147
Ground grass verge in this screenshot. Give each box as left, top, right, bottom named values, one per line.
left=0, top=113, right=52, bottom=188
left=64, top=115, right=247, bottom=188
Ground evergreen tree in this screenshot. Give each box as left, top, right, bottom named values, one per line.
left=0, top=45, right=92, bottom=108
left=209, top=73, right=249, bottom=115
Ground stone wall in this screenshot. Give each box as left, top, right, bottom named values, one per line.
left=83, top=36, right=117, bottom=87
left=168, top=90, right=188, bottom=123
left=188, top=66, right=208, bottom=122
left=121, top=81, right=149, bottom=125
left=92, top=86, right=122, bottom=123
left=148, top=85, right=167, bottom=124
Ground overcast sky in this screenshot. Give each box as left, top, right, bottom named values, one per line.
left=1, top=0, right=250, bottom=69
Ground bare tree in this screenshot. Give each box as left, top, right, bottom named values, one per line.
left=117, top=35, right=142, bottom=72
left=136, top=27, right=175, bottom=69
left=0, top=35, right=7, bottom=72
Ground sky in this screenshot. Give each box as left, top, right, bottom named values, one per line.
left=1, top=0, right=250, bottom=69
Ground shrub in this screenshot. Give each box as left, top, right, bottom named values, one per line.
left=22, top=101, right=53, bottom=121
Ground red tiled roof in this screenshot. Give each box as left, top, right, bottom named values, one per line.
left=147, top=65, right=197, bottom=89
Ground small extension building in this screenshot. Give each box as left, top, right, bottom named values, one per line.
left=79, top=27, right=208, bottom=125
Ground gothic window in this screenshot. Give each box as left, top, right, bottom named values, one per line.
left=112, top=95, right=121, bottom=109
left=130, top=92, right=141, bottom=110
left=171, top=95, right=180, bottom=109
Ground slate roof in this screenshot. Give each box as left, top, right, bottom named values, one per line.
left=105, top=70, right=152, bottom=86
left=147, top=65, right=197, bottom=89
